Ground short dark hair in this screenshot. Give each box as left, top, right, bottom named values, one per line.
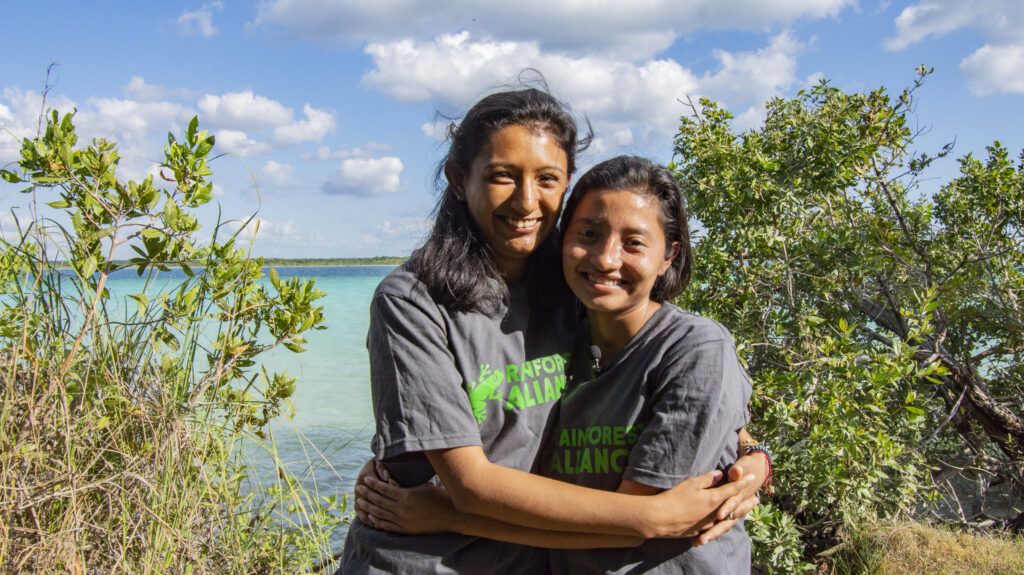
left=559, top=155, right=692, bottom=302
left=409, top=86, right=591, bottom=314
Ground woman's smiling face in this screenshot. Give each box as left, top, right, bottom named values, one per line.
left=562, top=188, right=676, bottom=316
left=454, top=124, right=569, bottom=282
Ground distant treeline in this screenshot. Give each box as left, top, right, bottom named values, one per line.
left=53, top=256, right=409, bottom=270
left=262, top=256, right=407, bottom=267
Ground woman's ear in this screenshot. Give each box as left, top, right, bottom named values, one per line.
left=444, top=161, right=465, bottom=201
left=660, top=241, right=681, bottom=276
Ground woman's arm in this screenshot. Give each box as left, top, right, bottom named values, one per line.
left=362, top=286, right=757, bottom=540
left=357, top=466, right=761, bottom=548
left=424, top=445, right=754, bottom=539
left=357, top=479, right=645, bottom=549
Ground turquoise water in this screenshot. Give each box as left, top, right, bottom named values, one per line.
left=104, top=265, right=389, bottom=548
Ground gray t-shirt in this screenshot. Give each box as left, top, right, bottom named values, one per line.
left=340, top=264, right=575, bottom=574
left=542, top=304, right=752, bottom=575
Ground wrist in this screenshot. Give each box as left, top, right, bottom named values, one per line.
left=637, top=495, right=668, bottom=539
left=738, top=443, right=773, bottom=497
left=453, top=510, right=477, bottom=536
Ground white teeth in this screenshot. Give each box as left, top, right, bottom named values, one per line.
left=504, top=217, right=540, bottom=229
left=586, top=273, right=621, bottom=287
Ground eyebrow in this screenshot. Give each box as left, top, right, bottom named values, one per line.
left=573, top=216, right=655, bottom=235
left=485, top=162, right=567, bottom=175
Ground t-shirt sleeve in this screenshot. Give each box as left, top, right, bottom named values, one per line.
left=624, top=336, right=752, bottom=490
left=368, top=290, right=482, bottom=462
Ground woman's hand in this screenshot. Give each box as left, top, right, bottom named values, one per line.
left=356, top=476, right=457, bottom=535
left=353, top=458, right=392, bottom=526
left=692, top=452, right=769, bottom=546
left=645, top=469, right=757, bottom=539
left=692, top=463, right=762, bottom=546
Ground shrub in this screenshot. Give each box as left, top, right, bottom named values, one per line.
left=674, top=68, right=1024, bottom=571
left=0, top=112, right=344, bottom=573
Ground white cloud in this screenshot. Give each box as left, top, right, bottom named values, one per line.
left=177, top=2, right=224, bottom=38
left=79, top=98, right=194, bottom=147
left=358, top=217, right=432, bottom=254
left=259, top=160, right=295, bottom=186
left=308, top=141, right=392, bottom=161
left=321, top=156, right=403, bottom=197
left=198, top=91, right=335, bottom=147
left=0, top=87, right=195, bottom=178
left=125, top=76, right=165, bottom=101
left=0, top=211, right=24, bottom=242
left=700, top=32, right=804, bottom=106
left=124, top=76, right=197, bottom=103
left=884, top=1, right=1024, bottom=96
left=421, top=120, right=451, bottom=141
left=961, top=44, right=1024, bottom=95
left=2, top=82, right=334, bottom=182
left=249, top=3, right=822, bottom=157
left=363, top=31, right=803, bottom=154
left=272, top=103, right=336, bottom=144
left=251, top=0, right=850, bottom=58
left=586, top=129, right=636, bottom=161
left=376, top=217, right=431, bottom=242
left=0, top=95, right=40, bottom=164
left=363, top=33, right=526, bottom=103
left=732, top=105, right=770, bottom=133
left=232, top=217, right=325, bottom=252
left=0, top=88, right=77, bottom=164
left=215, top=129, right=271, bottom=157
left=199, top=91, right=295, bottom=130
left=363, top=32, right=701, bottom=128
left=886, top=0, right=1024, bottom=50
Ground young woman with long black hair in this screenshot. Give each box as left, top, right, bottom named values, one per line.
left=340, top=89, right=765, bottom=574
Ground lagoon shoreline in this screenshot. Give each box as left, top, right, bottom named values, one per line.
left=55, top=257, right=407, bottom=271
left=262, top=257, right=407, bottom=267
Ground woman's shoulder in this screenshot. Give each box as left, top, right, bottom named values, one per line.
left=654, top=306, right=751, bottom=396
left=369, top=264, right=451, bottom=327
left=374, top=262, right=431, bottom=302
left=656, top=304, right=735, bottom=349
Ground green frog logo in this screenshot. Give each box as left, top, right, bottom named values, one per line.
left=467, top=363, right=505, bottom=424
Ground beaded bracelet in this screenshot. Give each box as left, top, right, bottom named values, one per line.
left=738, top=442, right=773, bottom=497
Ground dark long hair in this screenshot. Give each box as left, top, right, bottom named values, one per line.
left=409, top=86, right=591, bottom=314
left=559, top=155, right=693, bottom=302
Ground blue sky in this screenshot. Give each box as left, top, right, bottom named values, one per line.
left=2, top=1, right=1022, bottom=257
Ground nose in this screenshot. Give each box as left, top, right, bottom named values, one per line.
left=509, top=178, right=538, bottom=214
left=591, top=237, right=621, bottom=271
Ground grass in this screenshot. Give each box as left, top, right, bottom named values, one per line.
left=0, top=111, right=345, bottom=574
left=0, top=269, right=345, bottom=574
left=828, top=521, right=1024, bottom=575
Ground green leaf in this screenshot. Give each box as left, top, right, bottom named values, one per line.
left=81, top=255, right=98, bottom=277
left=163, top=200, right=180, bottom=227
left=187, top=116, right=199, bottom=144
left=127, top=292, right=149, bottom=315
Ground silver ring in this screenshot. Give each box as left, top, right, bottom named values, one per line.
left=727, top=511, right=735, bottom=521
